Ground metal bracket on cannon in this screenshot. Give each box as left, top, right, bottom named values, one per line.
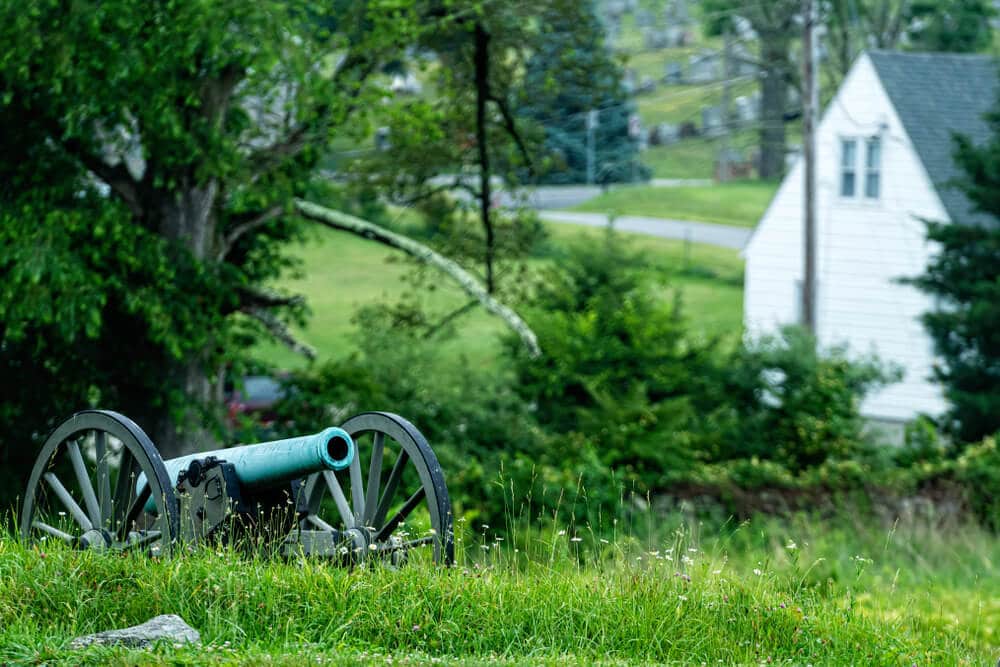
left=175, top=456, right=243, bottom=542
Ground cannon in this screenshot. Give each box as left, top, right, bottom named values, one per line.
left=18, top=410, right=454, bottom=565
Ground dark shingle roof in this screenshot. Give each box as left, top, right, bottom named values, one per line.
left=868, top=50, right=998, bottom=227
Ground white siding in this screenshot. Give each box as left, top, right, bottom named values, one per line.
left=743, top=54, right=948, bottom=422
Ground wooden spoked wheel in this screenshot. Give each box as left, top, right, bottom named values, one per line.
left=19, top=410, right=178, bottom=554
left=298, top=412, right=454, bottom=565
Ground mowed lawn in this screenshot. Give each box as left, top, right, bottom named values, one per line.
left=572, top=181, right=778, bottom=227
left=255, top=221, right=746, bottom=370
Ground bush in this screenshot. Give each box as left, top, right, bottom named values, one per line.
left=507, top=230, right=718, bottom=491
left=705, top=327, right=899, bottom=473
left=953, top=436, right=1000, bottom=531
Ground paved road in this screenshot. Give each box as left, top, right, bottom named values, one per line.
left=498, top=185, right=605, bottom=210
left=538, top=210, right=752, bottom=251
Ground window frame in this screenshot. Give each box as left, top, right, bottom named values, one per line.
left=864, top=136, right=881, bottom=199
left=839, top=138, right=857, bottom=198
left=837, top=134, right=883, bottom=203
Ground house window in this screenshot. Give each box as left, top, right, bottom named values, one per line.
left=840, top=139, right=857, bottom=197
left=864, top=137, right=881, bottom=198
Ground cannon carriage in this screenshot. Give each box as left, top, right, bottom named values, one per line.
left=18, top=410, right=454, bottom=565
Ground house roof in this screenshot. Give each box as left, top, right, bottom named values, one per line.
left=868, top=50, right=998, bottom=227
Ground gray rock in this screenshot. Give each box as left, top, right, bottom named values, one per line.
left=70, top=614, right=200, bottom=649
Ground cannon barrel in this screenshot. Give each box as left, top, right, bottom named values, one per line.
left=137, top=427, right=355, bottom=507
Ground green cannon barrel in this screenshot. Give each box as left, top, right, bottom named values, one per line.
left=136, top=427, right=355, bottom=509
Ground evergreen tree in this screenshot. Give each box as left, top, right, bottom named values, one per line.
left=909, top=97, right=1000, bottom=443
left=519, top=2, right=649, bottom=185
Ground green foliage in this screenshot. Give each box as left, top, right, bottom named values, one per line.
left=508, top=230, right=716, bottom=486
left=953, top=436, right=1000, bottom=530
left=709, top=328, right=899, bottom=472
left=907, top=0, right=995, bottom=52
left=270, top=304, right=540, bottom=522
left=0, top=0, right=427, bottom=471
left=908, top=95, right=1000, bottom=443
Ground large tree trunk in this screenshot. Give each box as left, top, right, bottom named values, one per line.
left=758, top=34, right=791, bottom=180
left=147, top=180, right=223, bottom=459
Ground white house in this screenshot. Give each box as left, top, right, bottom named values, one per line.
left=743, top=51, right=997, bottom=425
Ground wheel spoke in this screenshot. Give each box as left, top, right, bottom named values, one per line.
left=372, top=450, right=408, bottom=529
left=306, top=514, right=337, bottom=531
left=96, top=431, right=111, bottom=525
left=375, top=487, right=425, bottom=543
left=363, top=433, right=385, bottom=527
left=43, top=472, right=93, bottom=532
left=299, top=474, right=322, bottom=517
left=120, top=530, right=161, bottom=552
left=31, top=520, right=74, bottom=543
left=118, top=483, right=151, bottom=540
left=67, top=439, right=101, bottom=528
left=349, top=444, right=365, bottom=525
left=322, top=470, right=355, bottom=529
left=112, top=449, right=137, bottom=533
left=378, top=535, right=435, bottom=553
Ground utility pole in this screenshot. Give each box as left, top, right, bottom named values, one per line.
left=586, top=109, right=599, bottom=185
left=801, top=0, right=819, bottom=334
left=719, top=24, right=734, bottom=182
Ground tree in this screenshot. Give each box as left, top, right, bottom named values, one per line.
left=906, top=0, right=995, bottom=53
left=0, top=0, right=539, bottom=478
left=703, top=0, right=801, bottom=180
left=908, top=96, right=1000, bottom=443
left=347, top=0, right=556, bottom=307
left=519, top=1, right=649, bottom=185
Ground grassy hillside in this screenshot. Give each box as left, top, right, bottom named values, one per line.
left=573, top=181, right=777, bottom=227
left=2, top=514, right=996, bottom=664
left=254, top=222, right=745, bottom=370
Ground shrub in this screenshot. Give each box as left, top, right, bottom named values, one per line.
left=706, top=327, right=900, bottom=473
left=953, top=436, right=1000, bottom=530
left=507, top=230, right=718, bottom=490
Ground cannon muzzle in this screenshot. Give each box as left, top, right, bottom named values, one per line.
left=136, top=427, right=355, bottom=508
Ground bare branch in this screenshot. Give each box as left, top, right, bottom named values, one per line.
left=218, top=205, right=284, bottom=261
left=293, top=198, right=541, bottom=358
left=393, top=178, right=478, bottom=207
left=237, top=286, right=305, bottom=310
left=424, top=300, right=479, bottom=339
left=58, top=134, right=144, bottom=218
left=243, top=306, right=316, bottom=361
left=250, top=53, right=379, bottom=173
left=487, top=92, right=535, bottom=176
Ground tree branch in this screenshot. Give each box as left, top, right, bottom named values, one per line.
left=293, top=198, right=541, bottom=358
left=487, top=91, right=535, bottom=177
left=393, top=178, right=478, bottom=207
left=424, top=299, right=479, bottom=339
left=249, top=52, right=379, bottom=173
left=218, top=205, right=284, bottom=261
left=243, top=306, right=316, bottom=361
left=237, top=286, right=305, bottom=310
left=58, top=133, right=144, bottom=218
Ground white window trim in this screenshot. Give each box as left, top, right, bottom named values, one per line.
left=837, top=135, right=883, bottom=205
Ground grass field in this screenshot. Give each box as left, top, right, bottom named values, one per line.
left=573, top=181, right=777, bottom=228
left=254, top=221, right=745, bottom=370
left=2, top=512, right=996, bottom=664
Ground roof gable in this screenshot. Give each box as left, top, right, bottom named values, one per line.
left=868, top=50, right=998, bottom=227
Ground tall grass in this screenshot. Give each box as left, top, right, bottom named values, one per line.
left=1, top=497, right=996, bottom=664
